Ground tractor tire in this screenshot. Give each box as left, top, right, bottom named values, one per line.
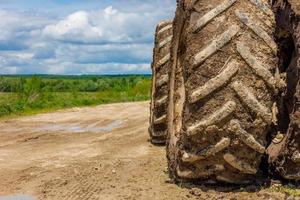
left=167, top=0, right=283, bottom=183
left=167, top=3, right=186, bottom=179
left=149, top=20, right=173, bottom=145
left=267, top=0, right=300, bottom=181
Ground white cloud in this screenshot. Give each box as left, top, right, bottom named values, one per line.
left=0, top=66, right=18, bottom=74
left=43, top=61, right=150, bottom=75
left=53, top=43, right=152, bottom=64
left=42, top=5, right=165, bottom=44
left=43, top=11, right=103, bottom=43
left=0, top=10, right=52, bottom=49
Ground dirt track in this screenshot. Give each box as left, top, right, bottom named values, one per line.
left=0, top=102, right=293, bottom=199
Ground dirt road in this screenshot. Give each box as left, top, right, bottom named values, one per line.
left=0, top=102, right=292, bottom=199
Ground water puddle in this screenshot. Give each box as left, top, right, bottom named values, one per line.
left=35, top=119, right=123, bottom=133
left=89, top=119, right=123, bottom=132
left=0, top=195, right=36, bottom=200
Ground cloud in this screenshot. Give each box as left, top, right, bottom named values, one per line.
left=42, top=6, right=163, bottom=44
left=0, top=1, right=176, bottom=75
left=54, top=43, right=152, bottom=64
left=0, top=10, right=53, bottom=50
left=44, top=62, right=151, bottom=75
left=42, top=11, right=103, bottom=43
left=0, top=66, right=18, bottom=74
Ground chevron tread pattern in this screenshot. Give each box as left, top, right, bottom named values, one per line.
left=169, top=0, right=282, bottom=183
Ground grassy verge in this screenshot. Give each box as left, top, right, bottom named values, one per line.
left=0, top=75, right=151, bottom=118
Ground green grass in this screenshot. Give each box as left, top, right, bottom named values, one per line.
left=269, top=184, right=300, bottom=197
left=0, top=75, right=151, bottom=118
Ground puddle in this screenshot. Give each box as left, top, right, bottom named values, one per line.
left=89, top=120, right=123, bottom=132
left=0, top=195, right=36, bottom=200
left=34, top=120, right=123, bottom=133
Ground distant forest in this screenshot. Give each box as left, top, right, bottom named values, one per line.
left=0, top=75, right=151, bottom=93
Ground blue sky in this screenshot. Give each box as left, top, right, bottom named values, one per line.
left=0, top=0, right=176, bottom=74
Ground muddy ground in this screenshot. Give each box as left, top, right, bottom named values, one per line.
left=0, top=102, right=297, bottom=200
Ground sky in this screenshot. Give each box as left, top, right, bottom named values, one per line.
left=0, top=0, right=176, bottom=75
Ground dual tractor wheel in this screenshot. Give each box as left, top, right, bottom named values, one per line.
left=150, top=0, right=300, bottom=183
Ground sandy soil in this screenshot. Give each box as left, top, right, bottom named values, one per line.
left=0, top=102, right=292, bottom=200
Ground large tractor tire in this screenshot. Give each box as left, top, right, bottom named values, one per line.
left=267, top=0, right=300, bottom=181
left=167, top=3, right=186, bottom=179
left=167, top=0, right=284, bottom=183
left=149, top=20, right=173, bottom=145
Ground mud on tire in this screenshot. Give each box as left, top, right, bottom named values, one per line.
left=267, top=0, right=300, bottom=181
left=149, top=20, right=173, bottom=144
left=167, top=0, right=284, bottom=183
